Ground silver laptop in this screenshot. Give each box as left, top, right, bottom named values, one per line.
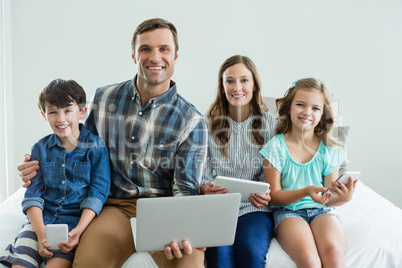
left=130, top=193, right=241, bottom=252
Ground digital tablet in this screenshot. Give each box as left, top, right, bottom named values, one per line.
left=326, top=171, right=361, bottom=193
left=45, top=224, right=68, bottom=251
left=214, top=176, right=270, bottom=201
left=131, top=193, right=241, bottom=252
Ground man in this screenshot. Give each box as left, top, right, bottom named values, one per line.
left=18, top=18, right=207, bottom=267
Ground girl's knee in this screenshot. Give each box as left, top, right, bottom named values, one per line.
left=296, top=251, right=321, bottom=268
left=321, top=245, right=344, bottom=267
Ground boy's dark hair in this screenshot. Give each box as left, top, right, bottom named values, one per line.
left=38, top=79, right=86, bottom=113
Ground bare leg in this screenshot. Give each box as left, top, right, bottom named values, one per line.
left=311, top=215, right=345, bottom=268
left=46, top=258, right=72, bottom=268
left=275, top=217, right=321, bottom=268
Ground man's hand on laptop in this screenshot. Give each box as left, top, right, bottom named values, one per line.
left=163, top=241, right=206, bottom=260
left=17, top=154, right=40, bottom=188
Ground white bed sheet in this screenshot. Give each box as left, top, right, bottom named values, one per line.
left=1, top=181, right=402, bottom=268
left=266, top=181, right=402, bottom=267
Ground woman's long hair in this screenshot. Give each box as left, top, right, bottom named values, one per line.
left=207, top=55, right=268, bottom=157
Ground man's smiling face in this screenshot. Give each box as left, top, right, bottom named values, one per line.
left=133, top=28, right=178, bottom=90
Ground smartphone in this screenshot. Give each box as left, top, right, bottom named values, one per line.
left=326, top=171, right=361, bottom=193
left=45, top=224, right=69, bottom=251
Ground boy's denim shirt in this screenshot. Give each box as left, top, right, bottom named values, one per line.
left=22, top=123, right=111, bottom=231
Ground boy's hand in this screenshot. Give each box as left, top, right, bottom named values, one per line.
left=58, top=228, right=81, bottom=253
left=39, top=239, right=53, bottom=258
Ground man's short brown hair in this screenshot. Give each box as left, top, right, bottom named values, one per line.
left=131, top=18, right=179, bottom=56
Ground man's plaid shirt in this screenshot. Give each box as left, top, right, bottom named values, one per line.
left=85, top=76, right=207, bottom=198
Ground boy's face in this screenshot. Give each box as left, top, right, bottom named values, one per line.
left=41, top=102, right=87, bottom=144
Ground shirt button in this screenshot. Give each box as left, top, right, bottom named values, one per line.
left=131, top=160, right=135, bottom=165
left=131, top=96, right=135, bottom=101
left=131, top=136, right=135, bottom=140
left=153, top=104, right=156, bottom=108
left=160, top=144, right=164, bottom=148
left=59, top=205, right=62, bottom=208
left=139, top=112, right=142, bottom=115
left=61, top=164, right=65, bottom=168
left=62, top=181, right=65, bottom=184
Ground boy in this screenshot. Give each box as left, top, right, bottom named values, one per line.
left=0, top=79, right=111, bottom=268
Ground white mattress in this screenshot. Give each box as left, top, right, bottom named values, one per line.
left=1, top=181, right=402, bottom=268
left=265, top=181, right=402, bottom=267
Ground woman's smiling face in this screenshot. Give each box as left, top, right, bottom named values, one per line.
left=222, top=63, right=255, bottom=111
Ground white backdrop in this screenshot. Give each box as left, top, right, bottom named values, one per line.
left=3, top=0, right=402, bottom=207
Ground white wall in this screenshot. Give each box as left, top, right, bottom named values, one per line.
left=4, top=0, right=402, bottom=207
left=1, top=0, right=13, bottom=202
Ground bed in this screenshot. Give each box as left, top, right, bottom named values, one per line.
left=1, top=180, right=402, bottom=268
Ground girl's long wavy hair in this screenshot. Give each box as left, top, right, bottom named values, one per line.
left=207, top=55, right=268, bottom=157
left=276, top=78, right=342, bottom=148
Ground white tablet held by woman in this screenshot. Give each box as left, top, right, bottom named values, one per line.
left=214, top=176, right=270, bottom=201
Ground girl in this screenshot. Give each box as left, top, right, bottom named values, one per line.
left=259, top=78, right=357, bottom=268
left=201, top=55, right=277, bottom=268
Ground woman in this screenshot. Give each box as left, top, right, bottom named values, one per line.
left=201, top=55, right=277, bottom=267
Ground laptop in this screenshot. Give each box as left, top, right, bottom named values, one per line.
left=130, top=193, right=241, bottom=252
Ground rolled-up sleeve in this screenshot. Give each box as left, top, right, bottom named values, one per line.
left=21, top=197, right=44, bottom=214
left=173, top=119, right=207, bottom=197
left=81, top=138, right=111, bottom=215
left=80, top=196, right=104, bottom=215
left=22, top=144, right=46, bottom=214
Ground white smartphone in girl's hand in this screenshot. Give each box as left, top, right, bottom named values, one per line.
left=326, top=171, right=361, bottom=194
left=45, top=224, right=68, bottom=251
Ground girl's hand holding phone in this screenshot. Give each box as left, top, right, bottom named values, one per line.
left=306, top=185, right=331, bottom=204
left=328, top=177, right=358, bottom=202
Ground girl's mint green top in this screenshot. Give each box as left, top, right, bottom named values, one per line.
left=259, top=134, right=346, bottom=211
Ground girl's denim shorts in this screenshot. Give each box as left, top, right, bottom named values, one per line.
left=272, top=206, right=340, bottom=230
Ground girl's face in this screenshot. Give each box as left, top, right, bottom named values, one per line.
left=222, top=63, right=255, bottom=110
left=289, top=88, right=325, bottom=133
